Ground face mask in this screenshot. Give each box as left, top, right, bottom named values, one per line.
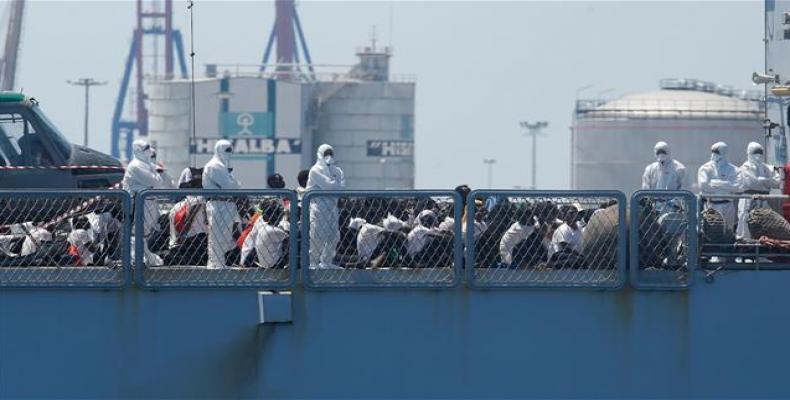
left=656, top=154, right=668, bottom=163
left=749, top=154, right=764, bottom=164
left=138, top=144, right=152, bottom=160
left=218, top=147, right=232, bottom=167
left=711, top=153, right=722, bottom=163
left=324, top=155, right=334, bottom=165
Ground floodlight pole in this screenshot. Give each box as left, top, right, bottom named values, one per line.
left=519, top=121, right=548, bottom=190
left=483, top=159, right=496, bottom=188
left=67, top=78, right=107, bottom=147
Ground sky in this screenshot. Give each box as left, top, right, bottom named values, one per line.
left=14, top=1, right=763, bottom=189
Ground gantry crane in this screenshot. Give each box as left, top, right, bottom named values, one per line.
left=0, top=0, right=25, bottom=91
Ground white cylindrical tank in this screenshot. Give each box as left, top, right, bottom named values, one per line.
left=572, top=80, right=764, bottom=195
left=313, top=80, right=415, bottom=189
left=148, top=80, right=192, bottom=177
left=147, top=74, right=416, bottom=190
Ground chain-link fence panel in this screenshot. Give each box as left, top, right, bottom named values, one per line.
left=699, top=193, right=790, bottom=272
left=466, top=190, right=626, bottom=289
left=630, top=190, right=698, bottom=289
left=301, top=190, right=462, bottom=288
left=135, top=189, right=297, bottom=288
left=0, top=190, right=131, bottom=288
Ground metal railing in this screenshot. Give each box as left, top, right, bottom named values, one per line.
left=699, top=193, right=790, bottom=277
left=8, top=188, right=790, bottom=290
left=0, top=190, right=131, bottom=288
left=630, top=190, right=698, bottom=289
left=152, top=63, right=418, bottom=84
left=574, top=98, right=764, bottom=120
left=134, top=189, right=297, bottom=288
left=465, top=190, right=627, bottom=289
left=301, top=190, right=463, bottom=288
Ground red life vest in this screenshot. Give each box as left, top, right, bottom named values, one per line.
left=174, top=203, right=190, bottom=234
left=68, top=244, right=81, bottom=266
left=236, top=213, right=261, bottom=249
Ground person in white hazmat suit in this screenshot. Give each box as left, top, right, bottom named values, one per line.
left=641, top=141, right=689, bottom=265
left=307, top=144, right=346, bottom=269
left=19, top=223, right=52, bottom=257
left=642, top=141, right=687, bottom=191
left=698, top=142, right=739, bottom=228
left=736, top=142, right=782, bottom=240
left=202, top=140, right=242, bottom=268
left=122, top=139, right=168, bottom=266
left=642, top=142, right=686, bottom=190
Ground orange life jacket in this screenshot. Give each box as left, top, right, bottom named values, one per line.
left=236, top=213, right=261, bottom=249
left=68, top=244, right=81, bottom=266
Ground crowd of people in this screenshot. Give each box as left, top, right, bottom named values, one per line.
left=114, top=138, right=621, bottom=270
left=3, top=137, right=782, bottom=271
left=0, top=202, right=124, bottom=268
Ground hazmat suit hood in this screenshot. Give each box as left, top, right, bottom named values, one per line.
left=348, top=217, right=366, bottom=231
left=213, top=139, right=233, bottom=168
left=416, top=210, right=436, bottom=227
left=316, top=144, right=335, bottom=167
left=132, top=140, right=154, bottom=163
left=711, top=142, right=728, bottom=164
left=383, top=214, right=405, bottom=232
left=747, top=142, right=765, bottom=165
left=654, top=141, right=671, bottom=166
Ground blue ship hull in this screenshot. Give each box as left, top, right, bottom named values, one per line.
left=1, top=270, right=787, bottom=398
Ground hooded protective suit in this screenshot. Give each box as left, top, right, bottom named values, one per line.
left=123, top=140, right=165, bottom=195
left=123, top=140, right=166, bottom=266
left=203, top=140, right=242, bottom=268
left=356, top=219, right=384, bottom=261
left=736, top=142, right=781, bottom=239
left=642, top=141, right=687, bottom=190
left=19, top=223, right=52, bottom=257
left=306, top=144, right=346, bottom=268
left=698, top=142, right=739, bottom=228
left=68, top=227, right=95, bottom=266
left=407, top=210, right=437, bottom=257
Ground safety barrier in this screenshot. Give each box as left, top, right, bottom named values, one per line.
left=699, top=193, right=790, bottom=276
left=301, top=190, right=463, bottom=288
left=630, top=190, right=698, bottom=289
left=134, top=189, right=297, bottom=288
left=465, top=190, right=627, bottom=288
left=10, top=188, right=790, bottom=290
left=0, top=190, right=131, bottom=288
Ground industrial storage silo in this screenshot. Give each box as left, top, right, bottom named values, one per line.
left=572, top=79, right=764, bottom=195
left=148, top=76, right=307, bottom=189
left=147, top=43, right=415, bottom=189
left=311, top=45, right=416, bottom=190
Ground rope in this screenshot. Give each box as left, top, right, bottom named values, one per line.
left=0, top=165, right=125, bottom=171
left=42, top=182, right=124, bottom=230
